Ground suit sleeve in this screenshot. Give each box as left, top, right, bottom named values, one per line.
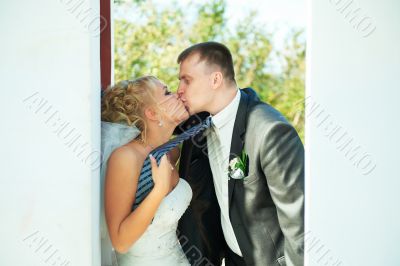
left=259, top=121, right=305, bottom=266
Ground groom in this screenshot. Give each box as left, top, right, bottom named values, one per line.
left=176, top=42, right=304, bottom=266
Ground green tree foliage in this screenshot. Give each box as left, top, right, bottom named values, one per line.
left=114, top=0, right=305, bottom=141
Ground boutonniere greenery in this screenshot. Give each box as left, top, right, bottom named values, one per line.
left=228, top=150, right=248, bottom=180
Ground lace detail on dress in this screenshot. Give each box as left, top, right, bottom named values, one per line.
left=116, top=178, right=192, bottom=266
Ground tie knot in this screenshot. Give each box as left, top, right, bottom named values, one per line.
left=205, top=116, right=213, bottom=127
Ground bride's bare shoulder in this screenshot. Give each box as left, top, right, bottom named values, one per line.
left=107, top=144, right=145, bottom=171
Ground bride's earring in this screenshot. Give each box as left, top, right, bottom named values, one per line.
left=158, top=120, right=163, bottom=127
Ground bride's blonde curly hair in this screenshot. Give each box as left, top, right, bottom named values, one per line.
left=101, top=76, right=160, bottom=143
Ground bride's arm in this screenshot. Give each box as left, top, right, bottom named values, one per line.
left=104, top=146, right=169, bottom=253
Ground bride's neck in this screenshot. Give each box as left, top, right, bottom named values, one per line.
left=145, top=123, right=175, bottom=149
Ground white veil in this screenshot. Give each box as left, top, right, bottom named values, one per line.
left=100, top=121, right=141, bottom=266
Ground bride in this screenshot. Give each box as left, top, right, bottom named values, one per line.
left=100, top=76, right=191, bottom=266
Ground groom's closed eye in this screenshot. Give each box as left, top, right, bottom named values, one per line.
left=179, top=75, right=191, bottom=85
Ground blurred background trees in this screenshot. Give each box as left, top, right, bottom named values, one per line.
left=113, top=0, right=305, bottom=140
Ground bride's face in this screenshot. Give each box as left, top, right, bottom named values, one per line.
left=151, top=81, right=189, bottom=126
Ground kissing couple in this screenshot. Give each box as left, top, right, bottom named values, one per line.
left=100, top=42, right=305, bottom=266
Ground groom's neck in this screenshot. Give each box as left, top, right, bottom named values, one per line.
left=208, top=86, right=238, bottom=116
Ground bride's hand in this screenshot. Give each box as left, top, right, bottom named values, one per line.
left=172, top=97, right=190, bottom=123
left=149, top=154, right=173, bottom=197
left=159, top=94, right=189, bottom=125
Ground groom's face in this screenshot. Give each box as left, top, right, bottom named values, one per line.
left=178, top=53, right=214, bottom=115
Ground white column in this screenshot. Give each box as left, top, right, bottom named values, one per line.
left=306, top=0, right=400, bottom=265
left=0, top=0, right=102, bottom=265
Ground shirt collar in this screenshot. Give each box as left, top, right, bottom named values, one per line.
left=211, top=89, right=241, bottom=130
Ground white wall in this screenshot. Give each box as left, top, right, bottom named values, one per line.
left=0, top=0, right=101, bottom=265
left=307, top=0, right=400, bottom=265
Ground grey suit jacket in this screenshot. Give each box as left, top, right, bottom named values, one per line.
left=227, top=88, right=304, bottom=266
left=177, top=88, right=304, bottom=266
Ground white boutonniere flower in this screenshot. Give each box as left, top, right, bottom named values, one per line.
left=228, top=150, right=248, bottom=180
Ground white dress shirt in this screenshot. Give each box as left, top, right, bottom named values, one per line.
left=207, top=89, right=243, bottom=256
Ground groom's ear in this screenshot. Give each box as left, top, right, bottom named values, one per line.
left=211, top=71, right=223, bottom=89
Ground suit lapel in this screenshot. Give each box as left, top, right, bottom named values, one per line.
left=228, top=90, right=250, bottom=208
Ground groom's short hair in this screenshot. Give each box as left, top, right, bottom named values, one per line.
left=177, top=42, right=236, bottom=84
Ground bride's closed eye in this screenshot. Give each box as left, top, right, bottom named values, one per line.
left=164, top=86, right=172, bottom=95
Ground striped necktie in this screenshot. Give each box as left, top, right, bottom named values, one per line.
left=132, top=116, right=212, bottom=209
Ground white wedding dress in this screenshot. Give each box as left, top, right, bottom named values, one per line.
left=115, top=178, right=192, bottom=266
